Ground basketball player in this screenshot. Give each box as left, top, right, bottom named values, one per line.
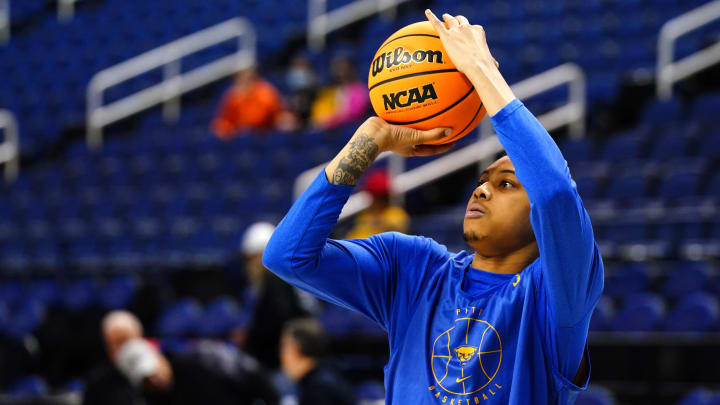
left=263, top=10, right=603, bottom=404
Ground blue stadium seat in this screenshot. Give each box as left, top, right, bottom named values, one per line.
left=691, top=93, right=720, bottom=122
left=575, top=384, right=617, bottom=405
left=0, top=281, right=23, bottom=307
left=696, top=131, right=720, bottom=160
left=155, top=298, right=204, bottom=337
left=605, top=175, right=649, bottom=201
left=561, top=138, right=592, bottom=163
left=676, top=388, right=713, bottom=405
left=664, top=292, right=719, bottom=333
left=198, top=296, right=245, bottom=337
left=62, top=279, right=99, bottom=311
left=9, top=375, right=49, bottom=396
left=611, top=293, right=666, bottom=332
left=648, top=132, right=691, bottom=160
left=7, top=300, right=45, bottom=339
left=661, top=261, right=711, bottom=298
left=26, top=280, right=60, bottom=307
left=100, top=274, right=138, bottom=309
left=356, top=381, right=385, bottom=403
left=604, top=263, right=650, bottom=298
left=657, top=172, right=701, bottom=198
left=708, top=392, right=720, bottom=405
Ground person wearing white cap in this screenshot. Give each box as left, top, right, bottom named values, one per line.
left=233, top=222, right=314, bottom=370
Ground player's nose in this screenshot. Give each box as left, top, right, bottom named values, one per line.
left=473, top=183, right=492, bottom=200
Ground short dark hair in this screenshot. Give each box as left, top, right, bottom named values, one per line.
left=284, top=317, right=327, bottom=358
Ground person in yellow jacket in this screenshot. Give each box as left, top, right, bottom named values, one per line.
left=345, top=169, right=409, bottom=239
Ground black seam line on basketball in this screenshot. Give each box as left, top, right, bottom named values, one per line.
left=368, top=68, right=459, bottom=92
left=385, top=86, right=475, bottom=126
left=378, top=33, right=440, bottom=52
left=451, top=103, right=484, bottom=141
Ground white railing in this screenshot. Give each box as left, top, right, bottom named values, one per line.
left=86, top=17, right=256, bottom=148
left=58, top=0, right=81, bottom=22
left=0, top=0, right=9, bottom=45
left=308, top=0, right=410, bottom=50
left=657, top=0, right=720, bottom=100
left=0, top=109, right=19, bottom=183
left=293, top=63, right=586, bottom=220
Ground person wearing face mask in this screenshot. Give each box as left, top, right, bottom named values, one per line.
left=83, top=310, right=279, bottom=405
left=285, top=54, right=319, bottom=127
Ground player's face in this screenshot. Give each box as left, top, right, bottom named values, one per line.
left=462, top=156, right=536, bottom=256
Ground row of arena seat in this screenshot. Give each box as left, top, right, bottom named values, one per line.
left=1, top=258, right=718, bottom=342
left=1, top=0, right=716, bottom=154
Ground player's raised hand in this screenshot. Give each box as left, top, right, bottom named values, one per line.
left=425, top=9, right=499, bottom=76
left=363, top=117, right=455, bottom=157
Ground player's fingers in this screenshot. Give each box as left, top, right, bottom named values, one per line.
left=412, top=142, right=457, bottom=156
left=414, top=127, right=452, bottom=145
left=456, top=15, right=470, bottom=26
left=494, top=57, right=500, bottom=68
left=425, top=9, right=447, bottom=33
left=443, top=13, right=459, bottom=29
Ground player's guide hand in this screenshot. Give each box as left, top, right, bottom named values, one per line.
left=361, top=116, right=455, bottom=158
left=425, top=9, right=500, bottom=76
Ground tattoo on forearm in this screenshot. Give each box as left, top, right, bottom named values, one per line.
left=332, top=133, right=380, bottom=185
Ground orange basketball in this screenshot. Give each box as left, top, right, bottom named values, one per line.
left=368, top=21, right=485, bottom=145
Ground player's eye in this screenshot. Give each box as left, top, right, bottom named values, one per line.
left=500, top=180, right=514, bottom=188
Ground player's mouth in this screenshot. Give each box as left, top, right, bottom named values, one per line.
left=465, top=203, right=487, bottom=218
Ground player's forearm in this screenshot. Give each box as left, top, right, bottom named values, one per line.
left=464, top=61, right=516, bottom=117
left=324, top=129, right=382, bottom=186
left=490, top=99, right=574, bottom=202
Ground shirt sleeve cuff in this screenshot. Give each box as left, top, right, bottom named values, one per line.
left=316, top=167, right=356, bottom=195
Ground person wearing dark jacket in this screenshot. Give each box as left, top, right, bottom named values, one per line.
left=280, top=318, right=356, bottom=405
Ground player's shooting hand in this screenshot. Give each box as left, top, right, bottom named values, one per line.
left=425, top=9, right=499, bottom=76
left=363, top=117, right=455, bottom=157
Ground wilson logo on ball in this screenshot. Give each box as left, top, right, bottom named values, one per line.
left=371, top=46, right=444, bottom=76
left=382, top=83, right=438, bottom=110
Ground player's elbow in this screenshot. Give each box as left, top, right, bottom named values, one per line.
left=261, top=232, right=291, bottom=276
left=533, top=179, right=578, bottom=210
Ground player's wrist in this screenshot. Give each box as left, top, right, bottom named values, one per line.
left=464, top=59, right=500, bottom=86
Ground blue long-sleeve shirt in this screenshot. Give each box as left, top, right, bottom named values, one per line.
left=263, top=99, right=604, bottom=404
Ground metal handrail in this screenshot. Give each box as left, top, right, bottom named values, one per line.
left=293, top=63, right=586, bottom=220
left=58, top=0, right=81, bottom=22
left=0, top=109, right=19, bottom=183
left=308, top=0, right=410, bottom=50
left=0, top=0, right=9, bottom=45
left=86, top=17, right=256, bottom=148
left=657, top=0, right=720, bottom=100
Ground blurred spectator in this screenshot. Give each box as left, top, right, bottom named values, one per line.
left=211, top=67, right=297, bottom=139
left=231, top=222, right=315, bottom=370
left=285, top=54, right=319, bottom=126
left=280, top=318, right=355, bottom=405
left=83, top=311, right=278, bottom=405
left=310, top=56, right=369, bottom=130
left=345, top=169, right=409, bottom=239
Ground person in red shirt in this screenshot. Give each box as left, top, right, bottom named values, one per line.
left=211, top=67, right=296, bottom=139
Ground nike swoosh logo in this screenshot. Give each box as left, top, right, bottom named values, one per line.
left=456, top=376, right=470, bottom=383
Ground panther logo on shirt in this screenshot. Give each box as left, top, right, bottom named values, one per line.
left=454, top=346, right=477, bottom=364
left=428, top=307, right=504, bottom=403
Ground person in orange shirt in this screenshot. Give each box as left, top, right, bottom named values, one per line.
left=345, top=169, right=409, bottom=239
left=211, top=67, right=296, bottom=139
